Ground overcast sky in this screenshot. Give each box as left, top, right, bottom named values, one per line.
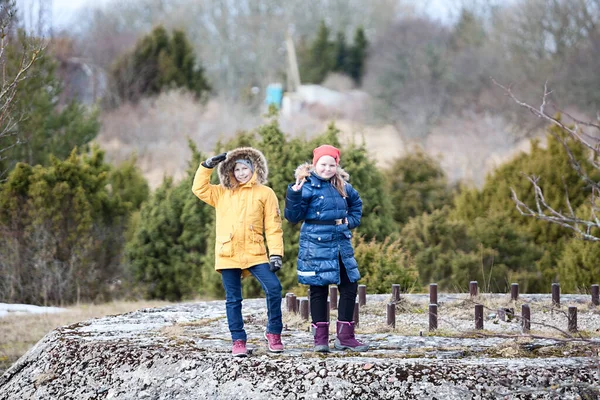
left=16, top=0, right=459, bottom=32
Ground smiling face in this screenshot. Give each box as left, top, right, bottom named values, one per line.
left=314, top=155, right=337, bottom=179
left=234, top=163, right=253, bottom=184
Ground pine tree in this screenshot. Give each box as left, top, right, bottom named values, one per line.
left=346, top=27, right=368, bottom=85
left=110, top=26, right=211, bottom=105
left=300, top=21, right=335, bottom=84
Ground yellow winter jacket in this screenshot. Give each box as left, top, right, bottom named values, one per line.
left=192, top=147, right=284, bottom=275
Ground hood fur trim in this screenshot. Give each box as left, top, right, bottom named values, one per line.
left=294, top=162, right=350, bottom=182
left=218, top=147, right=268, bottom=189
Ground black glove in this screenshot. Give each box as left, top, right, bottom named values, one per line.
left=202, top=152, right=227, bottom=168
left=269, top=255, right=282, bottom=272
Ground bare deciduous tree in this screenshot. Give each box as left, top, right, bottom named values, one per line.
left=0, top=0, right=45, bottom=180
left=493, top=78, right=600, bottom=241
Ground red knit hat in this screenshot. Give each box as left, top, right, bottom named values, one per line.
left=312, top=144, right=341, bottom=165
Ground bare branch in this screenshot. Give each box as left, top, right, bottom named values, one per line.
left=494, top=78, right=600, bottom=240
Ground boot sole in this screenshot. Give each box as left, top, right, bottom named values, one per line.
left=334, top=340, right=369, bottom=352
left=313, top=345, right=331, bottom=353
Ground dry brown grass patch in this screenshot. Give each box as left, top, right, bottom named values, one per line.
left=0, top=300, right=172, bottom=374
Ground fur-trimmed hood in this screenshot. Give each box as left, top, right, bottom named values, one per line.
left=294, top=162, right=350, bottom=182
left=217, top=147, right=268, bottom=189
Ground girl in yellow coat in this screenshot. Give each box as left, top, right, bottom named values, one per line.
left=192, top=147, right=284, bottom=357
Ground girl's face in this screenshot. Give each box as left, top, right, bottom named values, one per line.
left=234, top=164, right=253, bottom=184
left=315, top=155, right=337, bottom=179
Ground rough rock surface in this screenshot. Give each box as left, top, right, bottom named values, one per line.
left=1, top=294, right=599, bottom=399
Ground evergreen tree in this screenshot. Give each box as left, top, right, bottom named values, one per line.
left=125, top=143, right=213, bottom=301
left=0, top=29, right=98, bottom=176
left=384, top=149, right=454, bottom=226
left=110, top=26, right=211, bottom=105
left=346, top=27, right=368, bottom=85
left=0, top=146, right=143, bottom=305
left=300, top=21, right=335, bottom=84
left=451, top=123, right=600, bottom=291
left=332, top=32, right=348, bottom=73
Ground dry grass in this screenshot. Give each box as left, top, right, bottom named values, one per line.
left=0, top=300, right=172, bottom=374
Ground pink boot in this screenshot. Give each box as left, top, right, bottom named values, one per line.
left=312, top=322, right=330, bottom=353
left=334, top=321, right=369, bottom=351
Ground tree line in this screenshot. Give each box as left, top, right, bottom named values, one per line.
left=1, top=0, right=598, bottom=305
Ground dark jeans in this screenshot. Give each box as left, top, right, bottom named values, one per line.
left=310, top=257, right=358, bottom=324
left=221, top=263, right=283, bottom=342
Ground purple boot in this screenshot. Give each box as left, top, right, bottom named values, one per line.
left=312, top=322, right=330, bottom=353
left=334, top=321, right=369, bottom=351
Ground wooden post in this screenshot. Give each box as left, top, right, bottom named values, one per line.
left=329, top=286, right=338, bottom=310
left=286, top=293, right=294, bottom=312
left=551, top=283, right=560, bottom=307
left=469, top=281, right=478, bottom=297
left=511, top=283, right=519, bottom=301
left=568, top=306, right=577, bottom=333
left=300, top=299, right=309, bottom=320
left=358, top=285, right=367, bottom=306
left=386, top=303, right=396, bottom=328
left=592, top=284, right=599, bottom=306
left=521, top=304, right=530, bottom=333
left=429, top=304, right=438, bottom=331
left=353, top=302, right=359, bottom=327
left=326, top=301, right=330, bottom=322
left=429, top=283, right=438, bottom=305
left=474, top=304, right=484, bottom=330
left=392, top=284, right=400, bottom=302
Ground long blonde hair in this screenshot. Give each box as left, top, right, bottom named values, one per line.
left=330, top=167, right=349, bottom=198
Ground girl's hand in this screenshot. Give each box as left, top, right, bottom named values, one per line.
left=292, top=177, right=306, bottom=191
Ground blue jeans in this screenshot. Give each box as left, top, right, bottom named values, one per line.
left=221, top=263, right=283, bottom=342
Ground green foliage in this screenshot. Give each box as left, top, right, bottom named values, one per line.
left=126, top=113, right=396, bottom=300
left=353, top=236, right=418, bottom=294
left=109, top=156, right=150, bottom=210
left=346, top=27, right=368, bottom=85
left=400, top=207, right=481, bottom=290
left=556, top=238, right=600, bottom=293
left=125, top=143, right=214, bottom=301
left=299, top=22, right=369, bottom=85
left=0, top=146, right=140, bottom=305
left=449, top=123, right=600, bottom=292
left=384, top=149, right=454, bottom=226
left=0, top=30, right=99, bottom=174
left=110, top=26, right=211, bottom=105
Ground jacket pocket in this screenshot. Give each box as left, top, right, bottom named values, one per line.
left=216, top=236, right=233, bottom=257
left=248, top=226, right=266, bottom=256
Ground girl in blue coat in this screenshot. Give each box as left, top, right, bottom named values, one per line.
left=284, top=144, right=368, bottom=352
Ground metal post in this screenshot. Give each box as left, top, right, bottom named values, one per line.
left=552, top=283, right=560, bottom=307
left=498, top=308, right=506, bottom=322
left=568, top=306, right=577, bottom=333
left=511, top=283, right=519, bottom=301
left=475, top=304, right=484, bottom=330
left=386, top=303, right=396, bottom=328
left=469, top=281, right=478, bottom=297
left=521, top=304, right=530, bottom=333
left=296, top=298, right=300, bottom=314
left=300, top=299, right=309, bottom=320
left=392, top=284, right=400, bottom=302
left=326, top=301, right=330, bottom=322
left=358, top=285, right=367, bottom=306
left=329, top=286, right=338, bottom=310
left=429, top=304, right=438, bottom=331
left=353, top=302, right=359, bottom=327
left=429, top=283, right=438, bottom=305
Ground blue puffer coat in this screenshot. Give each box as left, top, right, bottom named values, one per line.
left=284, top=163, right=363, bottom=286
